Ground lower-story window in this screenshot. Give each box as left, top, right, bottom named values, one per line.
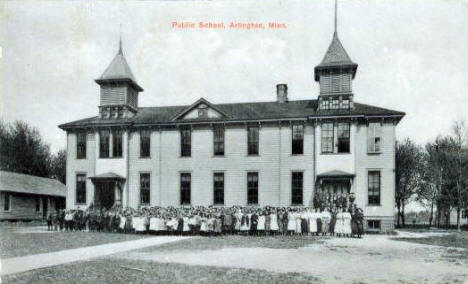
left=291, top=172, right=303, bottom=205
left=368, top=171, right=381, bottom=205
left=76, top=174, right=87, bottom=204
left=247, top=172, right=258, bottom=205
left=213, top=172, right=224, bottom=205
left=140, top=173, right=150, bottom=205
left=367, top=220, right=381, bottom=230
left=180, top=173, right=191, bottom=205
left=35, top=196, right=41, bottom=212
left=4, top=193, right=11, bottom=211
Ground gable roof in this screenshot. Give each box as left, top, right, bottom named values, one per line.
left=0, top=171, right=66, bottom=197
left=95, top=48, right=143, bottom=91
left=59, top=99, right=405, bottom=129
left=171, top=98, right=230, bottom=121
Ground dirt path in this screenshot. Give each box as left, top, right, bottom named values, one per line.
left=1, top=236, right=190, bottom=276
left=117, top=234, right=467, bottom=283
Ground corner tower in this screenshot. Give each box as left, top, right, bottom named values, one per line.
left=315, top=0, right=357, bottom=111
left=95, top=40, right=143, bottom=119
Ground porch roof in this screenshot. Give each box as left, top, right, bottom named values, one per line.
left=316, top=170, right=355, bottom=179
left=88, top=172, right=126, bottom=182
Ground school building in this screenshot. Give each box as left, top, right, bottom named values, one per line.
left=59, top=24, right=405, bottom=232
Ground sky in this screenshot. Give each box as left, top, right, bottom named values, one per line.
left=1, top=0, right=467, bottom=154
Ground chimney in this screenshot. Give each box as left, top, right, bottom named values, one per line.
left=276, top=84, right=288, bottom=103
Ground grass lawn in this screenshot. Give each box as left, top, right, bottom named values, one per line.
left=0, top=226, right=151, bottom=258
left=2, top=258, right=323, bottom=284
left=143, top=234, right=326, bottom=253
left=394, top=231, right=468, bottom=249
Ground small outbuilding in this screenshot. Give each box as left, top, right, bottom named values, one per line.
left=0, top=171, right=66, bottom=221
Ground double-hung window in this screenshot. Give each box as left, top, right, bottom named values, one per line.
left=180, top=129, right=191, bottom=157
left=99, top=130, right=110, bottom=158
left=76, top=174, right=86, bottom=204
left=291, top=172, right=303, bottom=205
left=337, top=122, right=350, bottom=153
left=112, top=130, right=123, bottom=158
left=368, top=123, right=382, bottom=153
left=213, top=126, right=224, bottom=156
left=76, top=132, right=87, bottom=159
left=292, top=125, right=304, bottom=155
left=321, top=123, right=334, bottom=153
left=368, top=171, right=381, bottom=205
left=213, top=173, right=224, bottom=205
left=140, top=130, right=151, bottom=158
left=247, top=172, right=258, bottom=205
left=247, top=126, right=259, bottom=155
left=180, top=173, right=191, bottom=205
left=140, top=173, right=150, bottom=205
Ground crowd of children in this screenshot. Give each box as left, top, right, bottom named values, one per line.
left=47, top=204, right=364, bottom=238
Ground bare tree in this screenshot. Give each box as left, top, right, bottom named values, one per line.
left=451, top=120, right=468, bottom=231
left=395, top=138, right=424, bottom=227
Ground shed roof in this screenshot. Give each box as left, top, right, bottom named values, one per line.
left=0, top=171, right=66, bottom=197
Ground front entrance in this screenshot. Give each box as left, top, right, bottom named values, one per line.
left=94, top=182, right=117, bottom=209
left=315, top=177, right=353, bottom=210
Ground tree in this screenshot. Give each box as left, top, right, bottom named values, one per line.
left=395, top=138, right=424, bottom=227
left=450, top=120, right=468, bottom=231
left=50, top=149, right=67, bottom=184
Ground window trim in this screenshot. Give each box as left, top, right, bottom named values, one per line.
left=291, top=171, right=304, bottom=205
left=180, top=172, right=192, bottom=205
left=75, top=172, right=87, bottom=205
left=180, top=128, right=192, bottom=158
left=139, top=172, right=151, bottom=205
left=291, top=124, right=304, bottom=155
left=367, top=170, right=381, bottom=206
left=247, top=171, right=259, bottom=205
left=213, top=172, right=225, bottom=205
left=247, top=126, right=259, bottom=156
left=139, top=130, right=151, bottom=158
left=76, top=131, right=87, bottom=159
left=321, top=122, right=334, bottom=154
left=99, top=130, right=110, bottom=158
left=213, top=126, right=225, bottom=156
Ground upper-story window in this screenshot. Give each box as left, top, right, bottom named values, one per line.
left=99, top=130, right=110, bottom=158
left=247, top=126, right=259, bottom=155
left=112, top=130, right=123, bottom=158
left=368, top=122, right=382, bottom=153
left=76, top=132, right=87, bottom=159
left=321, top=123, right=334, bottom=153
left=140, top=130, right=151, bottom=158
left=213, top=126, right=224, bottom=156
left=292, top=125, right=304, bottom=155
left=337, top=122, right=350, bottom=153
left=180, top=128, right=191, bottom=157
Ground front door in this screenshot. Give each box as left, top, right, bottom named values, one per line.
left=95, top=182, right=115, bottom=209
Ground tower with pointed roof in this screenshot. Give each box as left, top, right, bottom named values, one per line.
left=315, top=0, right=357, bottom=111
left=95, top=40, right=143, bottom=119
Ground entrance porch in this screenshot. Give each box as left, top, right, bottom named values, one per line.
left=89, top=172, right=125, bottom=209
